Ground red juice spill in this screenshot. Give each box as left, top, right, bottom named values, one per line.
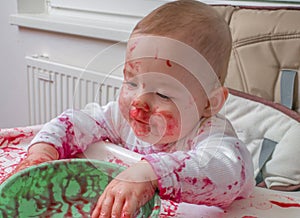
left=161, top=200, right=178, bottom=217
left=108, top=157, right=129, bottom=167
left=242, top=164, right=246, bottom=181
left=269, top=200, right=300, bottom=208
left=0, top=133, right=28, bottom=146
left=202, top=177, right=213, bottom=189
left=184, top=177, right=197, bottom=185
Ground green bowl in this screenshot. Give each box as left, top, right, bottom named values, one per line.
left=0, top=159, right=160, bottom=217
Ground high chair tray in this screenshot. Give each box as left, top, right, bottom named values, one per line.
left=1, top=125, right=300, bottom=217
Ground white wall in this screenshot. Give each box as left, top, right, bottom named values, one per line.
left=0, top=1, right=127, bottom=128
left=0, top=1, right=26, bottom=128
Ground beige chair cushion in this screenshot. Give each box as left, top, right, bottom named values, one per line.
left=221, top=90, right=300, bottom=189
left=213, top=5, right=300, bottom=113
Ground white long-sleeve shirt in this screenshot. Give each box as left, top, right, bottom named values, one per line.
left=30, top=101, right=254, bottom=208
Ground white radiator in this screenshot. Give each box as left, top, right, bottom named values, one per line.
left=26, top=56, right=123, bottom=125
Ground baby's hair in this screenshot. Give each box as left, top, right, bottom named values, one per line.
left=132, top=0, right=232, bottom=85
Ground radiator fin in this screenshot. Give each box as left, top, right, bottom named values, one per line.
left=26, top=56, right=122, bottom=125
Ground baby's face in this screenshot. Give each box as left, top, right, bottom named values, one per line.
left=118, top=57, right=209, bottom=145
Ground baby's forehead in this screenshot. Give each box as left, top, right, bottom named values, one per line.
left=126, top=35, right=220, bottom=94
left=124, top=62, right=207, bottom=96
left=125, top=58, right=213, bottom=90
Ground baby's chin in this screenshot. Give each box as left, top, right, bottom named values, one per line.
left=130, top=125, right=162, bottom=144
left=126, top=116, right=179, bottom=145
left=137, top=135, right=171, bottom=145
left=134, top=129, right=178, bottom=145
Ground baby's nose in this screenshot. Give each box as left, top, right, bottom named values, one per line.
left=131, top=99, right=150, bottom=112
left=130, top=98, right=151, bottom=121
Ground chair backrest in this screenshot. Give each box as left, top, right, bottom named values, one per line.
left=213, top=5, right=300, bottom=114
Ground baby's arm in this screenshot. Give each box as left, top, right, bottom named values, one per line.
left=143, top=135, right=254, bottom=208
left=27, top=142, right=59, bottom=161
left=30, top=102, right=121, bottom=159
left=8, top=143, right=59, bottom=175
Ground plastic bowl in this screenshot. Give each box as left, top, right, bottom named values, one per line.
left=0, top=159, right=161, bottom=217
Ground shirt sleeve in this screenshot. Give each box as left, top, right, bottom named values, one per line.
left=143, top=118, right=255, bottom=208
left=29, top=102, right=123, bottom=158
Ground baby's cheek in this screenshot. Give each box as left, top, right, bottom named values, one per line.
left=151, top=112, right=180, bottom=137
left=164, top=115, right=180, bottom=136
left=149, top=115, right=166, bottom=136
left=118, top=89, right=132, bottom=119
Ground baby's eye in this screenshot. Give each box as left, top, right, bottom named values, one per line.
left=124, top=81, right=138, bottom=88
left=156, top=92, right=170, bottom=100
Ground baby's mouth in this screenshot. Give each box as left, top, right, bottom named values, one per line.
left=129, top=108, right=150, bottom=124
left=128, top=109, right=149, bottom=135
left=132, top=118, right=149, bottom=125
left=131, top=119, right=150, bottom=136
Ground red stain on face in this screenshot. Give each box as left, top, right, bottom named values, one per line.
left=131, top=100, right=150, bottom=112
left=119, top=57, right=200, bottom=144
left=126, top=61, right=141, bottom=73
left=166, top=60, right=172, bottom=67
left=129, top=40, right=138, bottom=52
left=128, top=100, right=179, bottom=139
left=128, top=62, right=135, bottom=70
left=129, top=100, right=151, bottom=136
left=130, top=107, right=149, bottom=121
left=152, top=111, right=179, bottom=137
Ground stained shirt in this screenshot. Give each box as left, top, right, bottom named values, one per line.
left=30, top=101, right=254, bottom=207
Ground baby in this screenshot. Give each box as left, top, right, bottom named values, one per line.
left=14, top=1, right=254, bottom=217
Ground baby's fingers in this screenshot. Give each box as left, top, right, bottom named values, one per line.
left=91, top=194, right=113, bottom=218
left=111, top=197, right=125, bottom=218
left=121, top=197, right=140, bottom=218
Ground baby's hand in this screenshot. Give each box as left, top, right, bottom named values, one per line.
left=8, top=143, right=59, bottom=177
left=91, top=160, right=158, bottom=218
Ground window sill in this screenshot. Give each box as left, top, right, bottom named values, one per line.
left=9, top=13, right=140, bottom=42
left=10, top=1, right=300, bottom=42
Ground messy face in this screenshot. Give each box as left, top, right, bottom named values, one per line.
left=118, top=35, right=220, bottom=145
left=119, top=58, right=209, bottom=145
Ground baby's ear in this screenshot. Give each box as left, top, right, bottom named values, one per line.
left=203, top=87, right=228, bottom=117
